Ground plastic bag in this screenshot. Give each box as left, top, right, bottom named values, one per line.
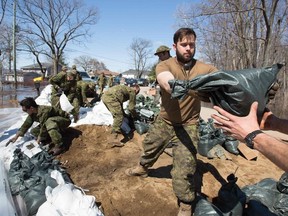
left=59, top=94, right=74, bottom=113
left=169, top=64, right=283, bottom=117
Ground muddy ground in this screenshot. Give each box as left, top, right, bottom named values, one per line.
left=56, top=123, right=285, bottom=216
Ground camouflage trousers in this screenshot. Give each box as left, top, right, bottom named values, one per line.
left=140, top=116, right=199, bottom=203
left=102, top=95, right=124, bottom=133
left=31, top=116, right=71, bottom=147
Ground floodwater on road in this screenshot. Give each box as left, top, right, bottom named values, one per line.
left=0, top=84, right=40, bottom=108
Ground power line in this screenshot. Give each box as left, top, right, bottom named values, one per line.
left=66, top=48, right=131, bottom=66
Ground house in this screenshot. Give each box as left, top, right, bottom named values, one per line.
left=21, top=62, right=62, bottom=78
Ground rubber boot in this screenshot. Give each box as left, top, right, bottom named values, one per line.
left=125, top=164, right=148, bottom=177
left=177, top=202, right=192, bottom=216
left=73, top=115, right=79, bottom=123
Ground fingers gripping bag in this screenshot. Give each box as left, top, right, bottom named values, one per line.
left=169, top=64, right=283, bottom=117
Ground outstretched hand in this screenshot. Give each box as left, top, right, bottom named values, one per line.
left=211, top=102, right=260, bottom=142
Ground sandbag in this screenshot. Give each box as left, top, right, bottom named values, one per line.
left=169, top=64, right=283, bottom=117
left=60, top=93, right=74, bottom=113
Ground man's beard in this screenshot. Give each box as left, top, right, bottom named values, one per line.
left=176, top=49, right=195, bottom=64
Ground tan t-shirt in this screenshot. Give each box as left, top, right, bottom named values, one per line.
left=156, top=57, right=218, bottom=126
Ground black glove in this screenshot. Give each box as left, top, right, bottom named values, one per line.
left=56, top=88, right=63, bottom=96
left=129, top=109, right=138, bottom=119
left=168, top=80, right=189, bottom=100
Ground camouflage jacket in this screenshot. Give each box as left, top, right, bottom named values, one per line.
left=103, top=85, right=137, bottom=111
left=76, top=81, right=90, bottom=103
left=49, top=72, right=77, bottom=95
left=18, top=106, right=70, bottom=137
left=97, top=74, right=105, bottom=85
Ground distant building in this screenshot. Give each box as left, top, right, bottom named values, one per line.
left=21, top=62, right=62, bottom=78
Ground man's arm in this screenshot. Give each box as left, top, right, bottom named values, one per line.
left=157, top=71, right=174, bottom=94
left=211, top=102, right=288, bottom=172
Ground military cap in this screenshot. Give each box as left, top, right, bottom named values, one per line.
left=154, top=45, right=171, bottom=55
left=62, top=66, right=68, bottom=70
left=72, top=65, right=76, bottom=69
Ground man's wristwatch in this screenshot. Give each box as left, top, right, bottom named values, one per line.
left=244, top=130, right=263, bottom=149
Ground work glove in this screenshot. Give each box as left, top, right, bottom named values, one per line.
left=168, top=79, right=189, bottom=100
left=56, top=88, right=63, bottom=96
left=267, top=81, right=280, bottom=100
left=129, top=109, right=138, bottom=119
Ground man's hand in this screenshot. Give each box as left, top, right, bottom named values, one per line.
left=56, top=88, right=63, bottom=96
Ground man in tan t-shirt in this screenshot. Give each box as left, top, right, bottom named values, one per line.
left=125, top=28, right=218, bottom=216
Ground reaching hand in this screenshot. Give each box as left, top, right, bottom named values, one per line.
left=211, top=102, right=261, bottom=142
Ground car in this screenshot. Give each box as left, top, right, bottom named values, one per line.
left=137, top=78, right=149, bottom=86
left=78, top=71, right=95, bottom=82
left=124, top=78, right=137, bottom=86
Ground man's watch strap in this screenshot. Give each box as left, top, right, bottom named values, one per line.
left=244, top=130, right=263, bottom=149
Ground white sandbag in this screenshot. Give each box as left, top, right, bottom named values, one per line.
left=37, top=183, right=104, bottom=216
left=60, top=94, right=74, bottom=113
left=0, top=159, right=18, bottom=216
left=35, top=84, right=52, bottom=106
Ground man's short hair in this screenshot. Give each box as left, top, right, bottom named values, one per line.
left=20, top=97, right=38, bottom=109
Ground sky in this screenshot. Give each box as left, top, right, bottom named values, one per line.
left=16, top=0, right=192, bottom=73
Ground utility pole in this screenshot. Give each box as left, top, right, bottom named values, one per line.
left=13, top=0, right=17, bottom=88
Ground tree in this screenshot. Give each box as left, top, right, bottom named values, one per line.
left=176, top=0, right=288, bottom=118
left=176, top=0, right=287, bottom=69
left=73, top=55, right=107, bottom=72
left=129, top=38, right=153, bottom=78
left=17, top=0, right=99, bottom=75
left=0, top=0, right=8, bottom=26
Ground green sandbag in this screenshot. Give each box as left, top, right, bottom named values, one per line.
left=169, top=64, right=283, bottom=117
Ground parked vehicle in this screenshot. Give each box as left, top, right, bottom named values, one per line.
left=137, top=78, right=149, bottom=86
left=79, top=71, right=95, bottom=82
left=124, top=78, right=137, bottom=86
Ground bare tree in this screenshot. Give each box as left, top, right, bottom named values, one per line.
left=176, top=0, right=287, bottom=69
left=73, top=55, right=107, bottom=72
left=129, top=38, right=153, bottom=78
left=0, top=0, right=8, bottom=26
left=176, top=0, right=288, bottom=118
left=17, top=0, right=99, bottom=75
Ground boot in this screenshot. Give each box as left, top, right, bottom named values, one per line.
left=125, top=164, right=148, bottom=178
left=107, top=132, right=125, bottom=147
left=48, top=146, right=64, bottom=156
left=177, top=202, right=192, bottom=216
left=73, top=115, right=79, bottom=123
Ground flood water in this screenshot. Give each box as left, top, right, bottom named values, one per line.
left=0, top=84, right=40, bottom=108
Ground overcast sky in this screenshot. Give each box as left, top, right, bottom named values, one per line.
left=17, top=0, right=192, bottom=72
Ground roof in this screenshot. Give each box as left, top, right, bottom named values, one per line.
left=94, top=70, right=119, bottom=76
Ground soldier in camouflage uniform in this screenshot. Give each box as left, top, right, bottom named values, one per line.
left=76, top=80, right=96, bottom=107
left=97, top=72, right=106, bottom=95
left=71, top=65, right=82, bottom=81
left=102, top=84, right=140, bottom=147
left=125, top=28, right=218, bottom=216
left=107, top=75, right=114, bottom=88
left=49, top=71, right=80, bottom=123
left=9, top=97, right=71, bottom=156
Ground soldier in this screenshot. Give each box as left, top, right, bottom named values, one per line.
left=71, top=64, right=82, bottom=81
left=8, top=97, right=71, bottom=156
left=97, top=72, right=106, bottom=95
left=125, top=28, right=218, bottom=216
left=77, top=80, right=97, bottom=107
left=154, top=45, right=172, bottom=61
left=49, top=71, right=80, bottom=123
left=49, top=66, right=68, bottom=108
left=102, top=84, right=140, bottom=147
left=107, top=75, right=114, bottom=88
